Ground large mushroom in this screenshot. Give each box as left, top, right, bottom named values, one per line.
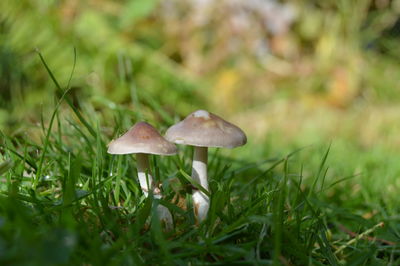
left=108, top=122, right=177, bottom=229
left=165, top=110, right=247, bottom=222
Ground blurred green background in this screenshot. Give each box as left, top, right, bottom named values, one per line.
left=2, top=0, right=400, bottom=139
left=1, top=0, right=400, bottom=263
left=2, top=0, right=400, bottom=199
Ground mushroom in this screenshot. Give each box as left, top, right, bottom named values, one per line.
left=107, top=122, right=177, bottom=229
left=165, top=110, right=247, bottom=222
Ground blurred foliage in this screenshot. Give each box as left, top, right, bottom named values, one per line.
left=0, top=0, right=398, bottom=182
left=1, top=0, right=400, bottom=175
left=0, top=0, right=206, bottom=133
left=1, top=0, right=400, bottom=130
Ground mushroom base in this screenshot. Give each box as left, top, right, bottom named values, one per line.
left=136, top=153, right=173, bottom=229
left=193, top=190, right=210, bottom=222
left=191, top=146, right=209, bottom=222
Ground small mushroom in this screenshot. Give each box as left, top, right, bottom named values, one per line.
left=165, top=110, right=247, bottom=222
left=108, top=122, right=177, bottom=229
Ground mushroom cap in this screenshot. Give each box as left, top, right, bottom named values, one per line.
left=107, top=122, right=177, bottom=155
left=165, top=110, right=247, bottom=148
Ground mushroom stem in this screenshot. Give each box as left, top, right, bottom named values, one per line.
left=135, top=153, right=173, bottom=229
left=136, top=153, right=157, bottom=198
left=191, top=146, right=209, bottom=222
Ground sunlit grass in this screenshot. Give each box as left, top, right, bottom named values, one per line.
left=1, top=0, right=400, bottom=264
left=0, top=52, right=399, bottom=265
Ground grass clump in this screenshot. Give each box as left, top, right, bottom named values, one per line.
left=0, top=53, right=399, bottom=265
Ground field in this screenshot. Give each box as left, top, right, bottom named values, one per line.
left=1, top=1, right=400, bottom=265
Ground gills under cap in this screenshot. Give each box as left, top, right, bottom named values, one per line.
left=165, top=110, right=247, bottom=148
left=108, top=122, right=177, bottom=155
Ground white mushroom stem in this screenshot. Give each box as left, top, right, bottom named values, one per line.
left=135, top=153, right=173, bottom=229
left=191, top=146, right=210, bottom=222
left=136, top=154, right=157, bottom=198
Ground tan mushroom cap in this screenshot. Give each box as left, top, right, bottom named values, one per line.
left=165, top=110, right=247, bottom=148
left=107, top=122, right=177, bottom=155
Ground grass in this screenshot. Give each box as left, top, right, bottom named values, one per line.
left=0, top=54, right=399, bottom=265
left=2, top=1, right=400, bottom=264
